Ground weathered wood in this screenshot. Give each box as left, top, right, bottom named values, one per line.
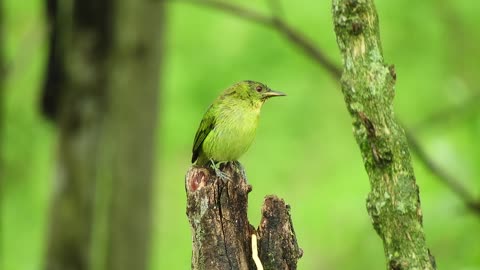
left=257, top=196, right=303, bottom=270
left=186, top=162, right=255, bottom=270
left=185, top=162, right=301, bottom=270
left=332, top=0, right=436, bottom=269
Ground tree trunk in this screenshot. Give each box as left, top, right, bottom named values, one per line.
left=331, top=0, right=436, bottom=269
left=185, top=162, right=303, bottom=270
left=42, top=1, right=164, bottom=270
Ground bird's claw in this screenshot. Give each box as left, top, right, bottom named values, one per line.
left=214, top=167, right=231, bottom=182
left=210, top=159, right=231, bottom=182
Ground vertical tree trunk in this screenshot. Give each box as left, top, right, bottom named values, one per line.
left=331, top=1, right=436, bottom=269
left=185, top=162, right=303, bottom=270
left=42, top=1, right=164, bottom=270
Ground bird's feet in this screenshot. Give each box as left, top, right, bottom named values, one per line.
left=209, top=159, right=231, bottom=182
left=214, top=168, right=231, bottom=182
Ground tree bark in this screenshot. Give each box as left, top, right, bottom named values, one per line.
left=332, top=1, right=436, bottom=269
left=42, top=1, right=164, bottom=270
left=257, top=196, right=303, bottom=270
left=185, top=162, right=302, bottom=270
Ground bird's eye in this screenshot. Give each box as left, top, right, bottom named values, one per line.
left=255, top=86, right=263, bottom=92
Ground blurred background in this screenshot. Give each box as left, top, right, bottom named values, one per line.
left=2, top=0, right=480, bottom=269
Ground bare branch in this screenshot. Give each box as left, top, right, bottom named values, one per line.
left=176, top=0, right=272, bottom=25
left=413, top=92, right=480, bottom=131
left=173, top=0, right=342, bottom=79
left=405, top=129, right=480, bottom=214
left=172, top=0, right=480, bottom=217
left=265, top=0, right=285, bottom=19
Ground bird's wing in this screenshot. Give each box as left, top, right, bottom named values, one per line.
left=192, top=107, right=216, bottom=163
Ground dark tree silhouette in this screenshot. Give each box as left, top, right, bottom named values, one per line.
left=42, top=1, right=165, bottom=269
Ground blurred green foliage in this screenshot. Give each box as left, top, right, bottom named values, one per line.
left=2, top=0, right=480, bottom=269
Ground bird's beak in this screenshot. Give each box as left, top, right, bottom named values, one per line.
left=263, top=89, right=286, bottom=98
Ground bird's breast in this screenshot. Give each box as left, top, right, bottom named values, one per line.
left=203, top=104, right=260, bottom=161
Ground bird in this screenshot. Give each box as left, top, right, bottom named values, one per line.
left=191, top=80, right=286, bottom=178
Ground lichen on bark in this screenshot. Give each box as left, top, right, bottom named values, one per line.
left=332, top=0, right=436, bottom=269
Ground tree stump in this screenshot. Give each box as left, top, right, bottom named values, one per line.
left=185, top=162, right=302, bottom=270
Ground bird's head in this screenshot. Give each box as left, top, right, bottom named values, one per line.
left=226, top=80, right=286, bottom=105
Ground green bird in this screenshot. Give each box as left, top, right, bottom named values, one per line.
left=191, top=80, right=285, bottom=176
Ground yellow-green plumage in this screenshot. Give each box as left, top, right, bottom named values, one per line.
left=192, top=80, right=285, bottom=165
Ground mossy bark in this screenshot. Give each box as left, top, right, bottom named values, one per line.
left=332, top=0, right=436, bottom=269
left=185, top=162, right=302, bottom=270
left=42, top=0, right=164, bottom=270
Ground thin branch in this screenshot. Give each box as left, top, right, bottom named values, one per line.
left=405, top=129, right=480, bottom=214
left=178, top=0, right=272, bottom=25
left=266, top=0, right=285, bottom=19
left=173, top=0, right=342, bottom=79
left=413, top=92, right=480, bottom=131
left=172, top=0, right=480, bottom=216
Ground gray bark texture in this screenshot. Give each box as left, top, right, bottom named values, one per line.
left=42, top=0, right=164, bottom=270
left=185, top=162, right=302, bottom=270
left=332, top=0, right=436, bottom=269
